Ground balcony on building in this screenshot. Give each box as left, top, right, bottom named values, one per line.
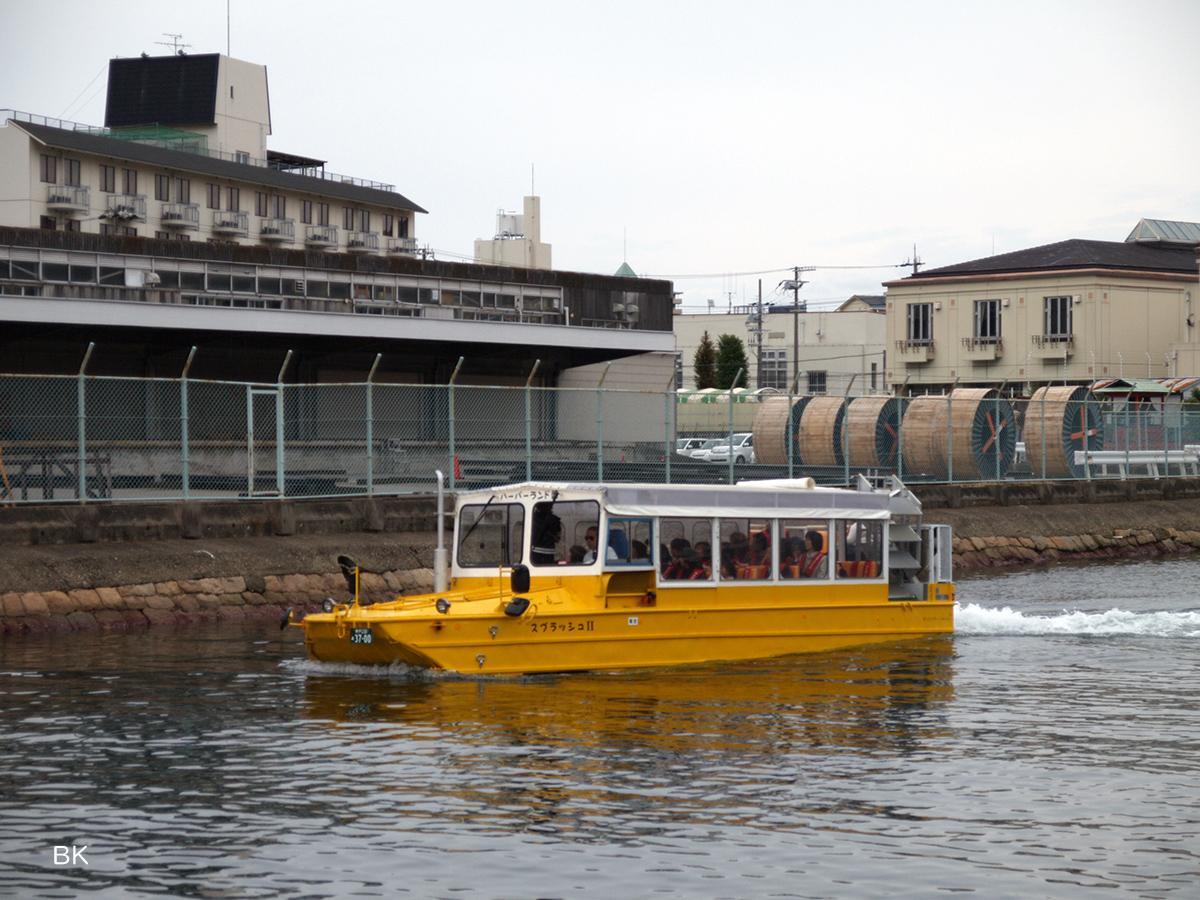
left=895, top=338, right=935, bottom=363
left=258, top=217, right=295, bottom=242
left=105, top=193, right=146, bottom=222
left=346, top=231, right=380, bottom=254
left=212, top=209, right=248, bottom=237
left=161, top=202, right=200, bottom=230
left=1032, top=334, right=1074, bottom=359
left=46, top=184, right=90, bottom=215
left=961, top=336, right=1003, bottom=361
left=386, top=236, right=418, bottom=256
left=305, top=224, right=338, bottom=248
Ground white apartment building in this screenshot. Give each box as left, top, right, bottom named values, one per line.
left=0, top=52, right=424, bottom=255
left=674, top=304, right=888, bottom=395
left=474, top=195, right=551, bottom=269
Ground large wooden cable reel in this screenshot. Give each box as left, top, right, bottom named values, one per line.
left=798, top=396, right=847, bottom=468
left=844, top=396, right=906, bottom=469
left=1024, top=385, right=1103, bottom=478
left=751, top=396, right=812, bottom=465
left=901, top=388, right=1017, bottom=479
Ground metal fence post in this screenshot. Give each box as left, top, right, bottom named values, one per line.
left=1083, top=397, right=1092, bottom=483
left=843, top=374, right=856, bottom=485
left=597, top=362, right=612, bottom=482
left=275, top=350, right=292, bottom=497
left=448, top=357, right=463, bottom=490
left=180, top=346, right=196, bottom=500
left=664, top=371, right=675, bottom=484
left=946, top=391, right=954, bottom=484
left=366, top=353, right=382, bottom=495
left=727, top=368, right=742, bottom=485
left=1040, top=388, right=1048, bottom=480
left=525, top=359, right=540, bottom=482
left=1162, top=397, right=1169, bottom=478
left=77, top=343, right=94, bottom=502
left=787, top=370, right=799, bottom=479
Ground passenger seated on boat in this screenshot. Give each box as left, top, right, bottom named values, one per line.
left=567, top=544, right=587, bottom=564
left=721, top=532, right=749, bottom=579
left=530, top=510, right=562, bottom=565
left=662, top=538, right=694, bottom=580
left=631, top=540, right=650, bottom=563
left=607, top=528, right=630, bottom=562
left=582, top=526, right=600, bottom=563
left=659, top=543, right=671, bottom=574
left=799, top=530, right=828, bottom=579
left=779, top=536, right=804, bottom=578
left=689, top=543, right=713, bottom=580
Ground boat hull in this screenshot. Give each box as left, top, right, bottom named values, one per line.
left=302, top=596, right=955, bottom=674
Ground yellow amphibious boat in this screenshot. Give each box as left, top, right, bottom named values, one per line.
left=293, top=476, right=955, bottom=674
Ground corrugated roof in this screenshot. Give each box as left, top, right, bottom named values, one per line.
left=15, top=121, right=427, bottom=213
left=1125, top=218, right=1200, bottom=245
left=905, top=239, right=1196, bottom=280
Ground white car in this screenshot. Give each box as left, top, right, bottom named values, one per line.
left=675, top=437, right=707, bottom=458
left=707, top=432, right=755, bottom=464
left=690, top=438, right=724, bottom=461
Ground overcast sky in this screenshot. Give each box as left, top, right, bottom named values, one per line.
left=2, top=0, right=1197, bottom=310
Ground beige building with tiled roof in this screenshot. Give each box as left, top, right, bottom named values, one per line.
left=884, top=221, right=1200, bottom=393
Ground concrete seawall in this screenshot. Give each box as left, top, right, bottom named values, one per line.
left=3, top=480, right=1200, bottom=635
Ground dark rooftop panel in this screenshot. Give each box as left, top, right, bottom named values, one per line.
left=105, top=54, right=221, bottom=128
left=908, top=239, right=1197, bottom=279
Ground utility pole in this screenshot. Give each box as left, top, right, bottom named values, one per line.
left=780, top=266, right=814, bottom=391
left=902, top=244, right=923, bottom=276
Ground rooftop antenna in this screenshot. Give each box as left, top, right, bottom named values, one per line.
left=155, top=33, right=191, bottom=54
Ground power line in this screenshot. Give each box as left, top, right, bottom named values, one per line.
left=57, top=64, right=108, bottom=119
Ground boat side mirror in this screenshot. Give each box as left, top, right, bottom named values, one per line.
left=511, top=564, right=530, bottom=594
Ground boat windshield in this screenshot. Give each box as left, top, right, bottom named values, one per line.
left=457, top=503, right=525, bottom=568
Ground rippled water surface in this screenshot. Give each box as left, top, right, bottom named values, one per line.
left=3, top=557, right=1200, bottom=897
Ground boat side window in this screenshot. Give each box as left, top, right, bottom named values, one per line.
left=835, top=520, right=884, bottom=579
left=779, top=519, right=829, bottom=580
left=456, top=503, right=525, bottom=568
left=718, top=518, right=773, bottom=581
left=530, top=500, right=600, bottom=566
left=658, top=517, right=712, bottom=581
left=605, top=517, right=653, bottom=567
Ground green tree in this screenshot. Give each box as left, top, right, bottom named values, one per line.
left=693, top=331, right=717, bottom=389
left=715, top=334, right=750, bottom=389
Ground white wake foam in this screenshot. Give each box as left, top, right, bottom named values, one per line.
left=279, top=657, right=439, bottom=680
left=956, top=602, right=1200, bottom=637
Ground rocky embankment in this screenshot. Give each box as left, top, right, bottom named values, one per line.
left=951, top=527, right=1200, bottom=570
left=0, top=532, right=436, bottom=635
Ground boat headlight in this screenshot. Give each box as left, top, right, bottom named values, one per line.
left=322, top=597, right=336, bottom=613
left=436, top=598, right=452, bottom=614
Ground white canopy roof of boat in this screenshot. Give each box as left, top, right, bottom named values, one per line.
left=456, top=479, right=916, bottom=521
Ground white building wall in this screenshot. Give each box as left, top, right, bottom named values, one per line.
left=0, top=125, right=34, bottom=227
left=674, top=309, right=888, bottom=393
left=554, top=352, right=676, bottom=442
left=213, top=56, right=271, bottom=158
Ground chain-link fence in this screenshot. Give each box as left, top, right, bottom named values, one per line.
left=1, top=374, right=1198, bottom=504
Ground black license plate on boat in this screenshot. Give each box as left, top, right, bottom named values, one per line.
left=349, top=627, right=373, bottom=645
